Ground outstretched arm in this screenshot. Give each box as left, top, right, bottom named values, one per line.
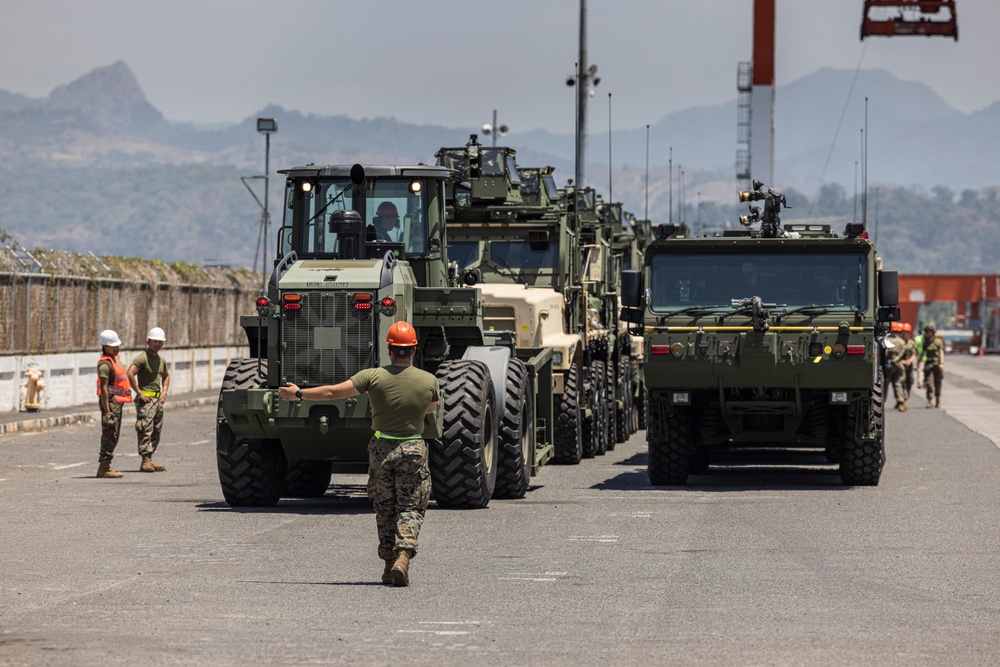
left=278, top=380, right=360, bottom=401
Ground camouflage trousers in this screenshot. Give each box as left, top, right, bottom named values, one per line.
left=367, top=436, right=431, bottom=562
left=98, top=400, right=124, bottom=462
left=890, top=364, right=909, bottom=404
left=135, top=399, right=164, bottom=457
left=924, top=364, right=943, bottom=403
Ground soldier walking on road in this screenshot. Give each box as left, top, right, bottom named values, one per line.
left=128, top=327, right=170, bottom=472
left=886, top=322, right=909, bottom=411
left=278, top=321, right=439, bottom=587
left=919, top=324, right=945, bottom=408
left=96, top=330, right=133, bottom=478
left=901, top=323, right=917, bottom=398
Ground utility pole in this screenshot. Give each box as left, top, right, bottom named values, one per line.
left=567, top=0, right=599, bottom=189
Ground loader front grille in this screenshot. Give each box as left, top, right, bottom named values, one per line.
left=281, top=290, right=375, bottom=387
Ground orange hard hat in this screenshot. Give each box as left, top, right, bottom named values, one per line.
left=386, top=321, right=418, bottom=347
left=890, top=321, right=904, bottom=332
left=902, top=322, right=913, bottom=332
left=376, top=201, right=398, bottom=218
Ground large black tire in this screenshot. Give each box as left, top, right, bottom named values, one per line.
left=595, top=360, right=610, bottom=455
left=554, top=364, right=583, bottom=464
left=622, top=358, right=635, bottom=438
left=581, top=362, right=602, bottom=458
left=609, top=359, right=625, bottom=448
left=217, top=359, right=287, bottom=506
left=637, top=385, right=648, bottom=431
left=494, top=359, right=534, bottom=499
left=647, top=404, right=694, bottom=485
left=284, top=460, right=333, bottom=497
left=840, top=375, right=886, bottom=486
left=429, top=360, right=497, bottom=508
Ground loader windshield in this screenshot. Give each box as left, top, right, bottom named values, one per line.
left=285, top=177, right=432, bottom=259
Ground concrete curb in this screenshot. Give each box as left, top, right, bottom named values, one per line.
left=0, top=396, right=218, bottom=436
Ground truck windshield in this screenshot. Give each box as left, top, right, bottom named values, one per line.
left=490, top=240, right=557, bottom=271
left=449, top=241, right=480, bottom=269
left=286, top=178, right=430, bottom=258
left=648, top=251, right=867, bottom=312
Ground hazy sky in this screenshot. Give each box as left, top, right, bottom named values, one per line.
left=1, top=0, right=997, bottom=134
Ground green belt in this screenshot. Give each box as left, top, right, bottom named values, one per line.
left=374, top=430, right=423, bottom=441
left=139, top=389, right=161, bottom=398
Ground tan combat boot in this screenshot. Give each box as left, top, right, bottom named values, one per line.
left=382, top=560, right=394, bottom=585
left=140, top=455, right=156, bottom=472
left=926, top=400, right=933, bottom=409
left=900, top=401, right=907, bottom=412
left=936, top=398, right=941, bottom=408
left=390, top=549, right=414, bottom=587
left=96, top=461, right=124, bottom=478
left=150, top=459, right=166, bottom=472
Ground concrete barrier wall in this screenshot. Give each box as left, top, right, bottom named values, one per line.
left=0, top=345, right=246, bottom=413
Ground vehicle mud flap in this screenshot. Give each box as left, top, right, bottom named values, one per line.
left=647, top=401, right=693, bottom=486
left=494, top=358, right=533, bottom=499
left=554, top=364, right=583, bottom=464
left=216, top=358, right=288, bottom=506
left=429, top=359, right=497, bottom=508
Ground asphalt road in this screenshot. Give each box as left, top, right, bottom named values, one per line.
left=1, top=356, right=998, bottom=666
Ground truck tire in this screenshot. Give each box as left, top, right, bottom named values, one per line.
left=840, top=385, right=886, bottom=486
left=623, top=360, right=634, bottom=438
left=429, top=360, right=497, bottom=508
left=581, top=362, right=602, bottom=458
left=609, top=359, right=625, bottom=448
left=494, top=358, right=534, bottom=499
left=647, top=407, right=693, bottom=485
left=637, top=387, right=647, bottom=431
left=216, top=359, right=287, bottom=506
left=554, top=364, right=583, bottom=464
left=284, top=460, right=333, bottom=497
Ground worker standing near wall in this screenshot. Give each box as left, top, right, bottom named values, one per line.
left=96, top=329, right=132, bottom=478
left=128, top=327, right=170, bottom=473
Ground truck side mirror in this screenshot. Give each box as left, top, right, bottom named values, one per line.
left=878, top=270, right=899, bottom=307
left=621, top=270, right=643, bottom=307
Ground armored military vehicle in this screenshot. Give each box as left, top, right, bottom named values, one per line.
left=621, top=180, right=900, bottom=486
left=436, top=136, right=587, bottom=464
left=216, top=163, right=554, bottom=507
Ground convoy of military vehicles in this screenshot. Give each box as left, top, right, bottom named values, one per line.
left=215, top=143, right=898, bottom=506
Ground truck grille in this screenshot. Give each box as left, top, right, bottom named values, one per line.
left=281, top=291, right=374, bottom=387
left=484, top=305, right=517, bottom=333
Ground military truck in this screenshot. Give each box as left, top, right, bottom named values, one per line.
left=621, top=180, right=900, bottom=486
left=436, top=137, right=588, bottom=464
left=216, top=163, right=554, bottom=507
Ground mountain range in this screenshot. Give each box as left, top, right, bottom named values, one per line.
left=0, top=61, right=997, bottom=268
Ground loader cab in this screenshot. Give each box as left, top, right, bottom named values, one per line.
left=278, top=165, right=450, bottom=264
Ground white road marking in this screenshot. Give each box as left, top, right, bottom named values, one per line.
left=52, top=462, right=88, bottom=470
left=0, top=478, right=8, bottom=482
left=568, top=535, right=618, bottom=542
left=397, top=630, right=470, bottom=635
left=499, top=577, right=559, bottom=581
left=418, top=621, right=482, bottom=625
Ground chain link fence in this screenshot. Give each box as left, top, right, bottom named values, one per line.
left=1, top=245, right=261, bottom=354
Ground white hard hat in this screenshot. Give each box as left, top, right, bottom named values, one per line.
left=147, top=327, right=166, bottom=342
left=98, top=329, right=122, bottom=347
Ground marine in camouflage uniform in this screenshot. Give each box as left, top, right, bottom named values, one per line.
left=96, top=329, right=133, bottom=478
left=886, top=330, right=908, bottom=411
left=128, top=327, right=170, bottom=472
left=277, top=321, right=439, bottom=587
left=920, top=325, right=945, bottom=408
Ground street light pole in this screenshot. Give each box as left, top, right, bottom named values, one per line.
left=254, top=118, right=277, bottom=291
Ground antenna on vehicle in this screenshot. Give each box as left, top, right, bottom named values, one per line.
left=608, top=92, right=613, bottom=204
left=644, top=124, right=650, bottom=221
